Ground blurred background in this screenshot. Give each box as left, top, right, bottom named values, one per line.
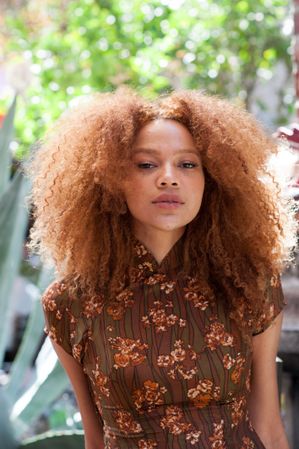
left=0, top=1, right=298, bottom=448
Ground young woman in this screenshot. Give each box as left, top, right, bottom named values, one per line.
left=28, top=88, right=296, bottom=449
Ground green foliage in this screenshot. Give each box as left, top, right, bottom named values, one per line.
left=0, top=98, right=29, bottom=367
left=0, top=98, right=75, bottom=447
left=1, top=0, right=293, bottom=157
left=0, top=96, right=17, bottom=194
left=0, top=390, right=18, bottom=449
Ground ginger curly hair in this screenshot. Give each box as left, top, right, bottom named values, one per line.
left=27, top=86, right=296, bottom=332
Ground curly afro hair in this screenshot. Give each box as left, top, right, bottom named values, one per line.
left=27, top=86, right=296, bottom=333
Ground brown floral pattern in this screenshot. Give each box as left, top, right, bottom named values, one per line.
left=209, top=420, right=226, bottom=449
left=133, top=380, right=167, bottom=414
left=42, top=236, right=285, bottom=449
left=160, top=406, right=201, bottom=445
left=157, top=339, right=198, bottom=380
left=107, top=288, right=134, bottom=320
left=141, top=300, right=186, bottom=333
left=81, top=294, right=104, bottom=318
left=184, top=277, right=211, bottom=310
left=187, top=379, right=221, bottom=408
left=91, top=359, right=110, bottom=397
left=108, top=336, right=148, bottom=369
left=113, top=409, right=142, bottom=434
left=230, top=396, right=247, bottom=427
left=205, top=322, right=235, bottom=351
left=138, top=439, right=158, bottom=449
left=241, top=436, right=255, bottom=449
left=223, top=352, right=246, bottom=384
left=160, top=405, right=192, bottom=435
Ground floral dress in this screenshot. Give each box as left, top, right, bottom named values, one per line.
left=42, top=237, right=285, bottom=449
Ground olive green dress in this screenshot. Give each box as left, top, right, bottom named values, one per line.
left=42, top=237, right=285, bottom=449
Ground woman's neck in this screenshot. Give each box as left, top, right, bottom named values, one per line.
left=133, top=225, right=185, bottom=264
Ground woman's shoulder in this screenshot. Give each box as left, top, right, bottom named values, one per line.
left=42, top=279, right=105, bottom=319
left=252, top=275, right=286, bottom=336
left=42, top=280, right=87, bottom=357
left=42, top=280, right=72, bottom=311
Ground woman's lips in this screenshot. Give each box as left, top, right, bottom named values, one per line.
left=152, top=194, right=184, bottom=209
left=153, top=201, right=182, bottom=209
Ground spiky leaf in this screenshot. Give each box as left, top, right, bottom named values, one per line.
left=0, top=171, right=29, bottom=366
left=0, top=96, right=17, bottom=195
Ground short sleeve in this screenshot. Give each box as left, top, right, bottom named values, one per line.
left=42, top=281, right=77, bottom=356
left=252, top=276, right=286, bottom=336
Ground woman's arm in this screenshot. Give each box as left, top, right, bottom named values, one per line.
left=248, top=312, right=289, bottom=449
left=51, top=340, right=105, bottom=449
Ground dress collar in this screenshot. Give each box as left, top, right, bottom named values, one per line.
left=129, top=234, right=186, bottom=283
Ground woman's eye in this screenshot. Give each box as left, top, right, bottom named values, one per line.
left=180, top=161, right=198, bottom=169
left=137, top=162, right=156, bottom=169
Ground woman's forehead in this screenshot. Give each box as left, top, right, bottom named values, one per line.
left=133, top=119, right=195, bottom=146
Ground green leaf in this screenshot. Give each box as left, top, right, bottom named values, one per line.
left=5, top=268, right=53, bottom=402
left=0, top=171, right=29, bottom=366
left=0, top=96, right=17, bottom=195
left=0, top=389, right=19, bottom=449
left=12, top=360, right=69, bottom=434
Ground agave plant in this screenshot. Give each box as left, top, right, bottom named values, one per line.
left=0, top=97, right=84, bottom=448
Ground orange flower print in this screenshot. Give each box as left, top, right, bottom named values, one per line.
left=138, top=439, right=158, bottom=449
left=204, top=322, right=234, bottom=351
left=186, top=430, right=202, bottom=445
left=231, top=354, right=246, bottom=384
left=208, top=420, right=227, bottom=449
left=82, top=294, right=104, bottom=318
left=113, top=409, right=142, bottom=434
left=160, top=406, right=192, bottom=435
left=230, top=396, right=247, bottom=427
left=171, top=339, right=186, bottom=362
left=187, top=379, right=217, bottom=408
left=114, top=353, right=130, bottom=368
left=107, top=288, right=134, bottom=320
left=42, top=281, right=67, bottom=312
left=144, top=274, right=167, bottom=285
left=133, top=380, right=167, bottom=414
left=129, top=260, right=155, bottom=282
left=183, top=277, right=210, bottom=310
left=160, top=406, right=201, bottom=444
left=223, top=354, right=235, bottom=370
left=157, top=340, right=198, bottom=380
left=160, top=281, right=176, bottom=294
left=134, top=242, right=148, bottom=258
left=138, top=261, right=154, bottom=273
left=91, top=361, right=110, bottom=397
left=43, top=296, right=57, bottom=312
left=241, top=436, right=255, bottom=449
left=141, top=301, right=186, bottom=333
left=109, top=337, right=148, bottom=369
left=129, top=267, right=144, bottom=284
left=107, top=302, right=125, bottom=320
left=72, top=343, right=82, bottom=362
left=223, top=353, right=246, bottom=384
left=46, top=325, right=59, bottom=343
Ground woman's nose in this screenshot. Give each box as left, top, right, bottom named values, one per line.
left=157, top=165, right=179, bottom=187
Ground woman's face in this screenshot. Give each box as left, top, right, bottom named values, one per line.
left=123, top=119, right=205, bottom=238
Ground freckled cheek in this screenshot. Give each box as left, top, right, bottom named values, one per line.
left=189, top=181, right=205, bottom=211
left=123, top=177, right=151, bottom=202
